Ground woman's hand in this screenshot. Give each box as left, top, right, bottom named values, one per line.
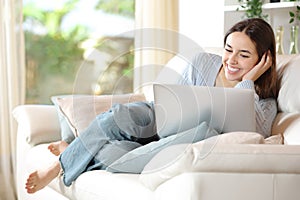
left=242, top=51, right=272, bottom=82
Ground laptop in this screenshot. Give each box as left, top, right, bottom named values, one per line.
left=153, top=84, right=256, bottom=138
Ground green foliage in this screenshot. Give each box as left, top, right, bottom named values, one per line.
left=289, top=5, right=300, bottom=24
left=24, top=0, right=135, bottom=103
left=24, top=31, right=84, bottom=76
left=95, top=0, right=135, bottom=18
left=24, top=0, right=81, bottom=36
left=23, top=0, right=89, bottom=103
left=237, top=0, right=268, bottom=19
left=93, top=37, right=134, bottom=94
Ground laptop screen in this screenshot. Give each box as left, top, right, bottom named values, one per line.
left=153, top=84, right=256, bottom=138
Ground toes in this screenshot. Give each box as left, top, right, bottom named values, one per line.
left=25, top=180, right=33, bottom=186
left=48, top=147, right=54, bottom=152
left=48, top=143, right=61, bottom=156
left=26, top=186, right=37, bottom=194
left=26, top=171, right=38, bottom=187
left=48, top=144, right=53, bottom=150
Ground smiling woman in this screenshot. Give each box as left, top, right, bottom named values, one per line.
left=223, top=18, right=277, bottom=100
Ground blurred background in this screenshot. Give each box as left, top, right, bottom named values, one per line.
left=23, top=0, right=135, bottom=103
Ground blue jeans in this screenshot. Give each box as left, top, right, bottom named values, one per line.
left=59, top=101, right=158, bottom=186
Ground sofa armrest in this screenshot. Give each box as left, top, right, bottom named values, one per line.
left=13, top=105, right=61, bottom=146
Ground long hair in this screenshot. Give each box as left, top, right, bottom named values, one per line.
left=224, top=18, right=278, bottom=99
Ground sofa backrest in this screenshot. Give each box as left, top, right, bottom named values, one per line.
left=276, top=54, right=300, bottom=113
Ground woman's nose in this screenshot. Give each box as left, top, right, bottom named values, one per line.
left=228, top=54, right=238, bottom=65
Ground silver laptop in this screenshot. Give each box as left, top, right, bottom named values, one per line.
left=153, top=84, right=256, bottom=138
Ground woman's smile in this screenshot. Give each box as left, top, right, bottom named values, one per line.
left=226, top=64, right=240, bottom=73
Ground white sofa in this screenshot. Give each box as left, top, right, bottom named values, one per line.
left=13, top=54, right=300, bottom=200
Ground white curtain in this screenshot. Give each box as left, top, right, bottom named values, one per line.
left=134, top=0, right=179, bottom=96
left=0, top=0, right=25, bottom=199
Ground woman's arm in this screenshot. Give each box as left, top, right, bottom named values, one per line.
left=235, top=80, right=277, bottom=138
left=177, top=52, right=222, bottom=86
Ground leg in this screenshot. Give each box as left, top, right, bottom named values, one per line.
left=25, top=161, right=61, bottom=194
left=111, top=102, right=157, bottom=141
left=86, top=140, right=142, bottom=171
left=48, top=141, right=69, bottom=156
left=59, top=102, right=157, bottom=186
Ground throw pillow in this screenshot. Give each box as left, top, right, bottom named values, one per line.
left=264, top=133, right=284, bottom=144
left=106, top=121, right=219, bottom=174
left=51, top=95, right=76, bottom=143
left=52, top=93, right=146, bottom=137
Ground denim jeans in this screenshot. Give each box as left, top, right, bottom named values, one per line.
left=59, top=101, right=158, bottom=186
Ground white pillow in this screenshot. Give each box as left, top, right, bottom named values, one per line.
left=139, top=131, right=286, bottom=190
left=55, top=93, right=146, bottom=136
left=276, top=54, right=300, bottom=113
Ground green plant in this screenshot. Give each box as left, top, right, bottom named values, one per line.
left=237, top=0, right=268, bottom=19
left=23, top=0, right=89, bottom=103
left=23, top=0, right=135, bottom=103
left=289, top=5, right=300, bottom=24
left=95, top=0, right=135, bottom=18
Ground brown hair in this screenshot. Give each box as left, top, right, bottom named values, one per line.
left=224, top=18, right=278, bottom=99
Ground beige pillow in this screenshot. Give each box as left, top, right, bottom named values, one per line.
left=264, top=134, right=284, bottom=145
left=139, top=131, right=285, bottom=190
left=56, top=93, right=146, bottom=136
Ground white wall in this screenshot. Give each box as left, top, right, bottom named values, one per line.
left=178, top=0, right=224, bottom=49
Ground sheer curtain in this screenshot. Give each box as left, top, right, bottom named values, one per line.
left=0, top=0, right=25, bottom=199
left=134, top=0, right=178, bottom=97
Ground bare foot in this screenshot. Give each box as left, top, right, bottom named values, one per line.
left=48, top=141, right=69, bottom=156
left=25, top=161, right=61, bottom=194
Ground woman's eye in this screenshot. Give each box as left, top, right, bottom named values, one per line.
left=240, top=54, right=250, bottom=58
left=225, top=48, right=232, bottom=53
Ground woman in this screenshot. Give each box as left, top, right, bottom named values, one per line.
left=25, top=18, right=278, bottom=193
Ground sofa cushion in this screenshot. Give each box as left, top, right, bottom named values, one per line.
left=139, top=131, right=288, bottom=190
left=52, top=93, right=146, bottom=136
left=276, top=54, right=300, bottom=113
left=25, top=144, right=154, bottom=200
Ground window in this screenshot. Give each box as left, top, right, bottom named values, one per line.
left=23, top=0, right=135, bottom=104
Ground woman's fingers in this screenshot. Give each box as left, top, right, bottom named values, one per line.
left=243, top=51, right=272, bottom=81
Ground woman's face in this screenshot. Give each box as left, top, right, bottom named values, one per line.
left=222, top=32, right=259, bottom=81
